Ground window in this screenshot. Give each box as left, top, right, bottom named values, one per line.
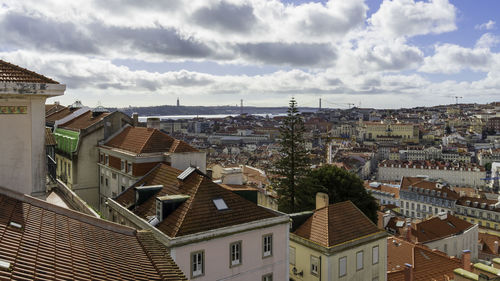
left=356, top=251, right=363, bottom=271
left=121, top=160, right=125, bottom=171
left=230, top=241, right=242, bottom=267
left=105, top=155, right=109, bottom=165
left=100, top=175, right=104, bottom=184
left=105, top=178, right=108, bottom=187
left=311, top=255, right=319, bottom=276
left=444, top=244, right=448, bottom=254
left=121, top=185, right=125, bottom=192
left=263, top=234, right=272, bottom=258
left=112, top=173, right=117, bottom=179
left=290, top=247, right=296, bottom=266
left=127, top=162, right=132, bottom=174
left=372, top=246, right=379, bottom=264
left=191, top=251, right=204, bottom=278
left=339, top=256, right=347, bottom=277
left=100, top=153, right=103, bottom=163
left=262, top=273, right=273, bottom=281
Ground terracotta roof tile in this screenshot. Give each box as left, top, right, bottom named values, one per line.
left=59, top=111, right=111, bottom=131
left=293, top=201, right=382, bottom=247
left=104, top=127, right=198, bottom=154
left=115, top=164, right=278, bottom=237
left=479, top=232, right=500, bottom=256
left=412, top=214, right=474, bottom=243
left=0, top=60, right=59, bottom=84
left=0, top=186, right=187, bottom=280
left=401, top=177, right=460, bottom=200
left=45, top=107, right=78, bottom=123
left=387, top=236, right=462, bottom=281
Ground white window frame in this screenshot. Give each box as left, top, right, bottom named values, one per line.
left=191, top=250, right=204, bottom=278
left=356, top=251, right=363, bottom=271
left=127, top=162, right=132, bottom=174
left=311, top=255, right=319, bottom=276
left=339, top=256, right=347, bottom=277
left=105, top=155, right=109, bottom=165
left=372, top=245, right=379, bottom=265
left=121, top=160, right=125, bottom=172
left=230, top=241, right=242, bottom=267
left=263, top=234, right=273, bottom=258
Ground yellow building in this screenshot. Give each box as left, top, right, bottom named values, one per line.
left=455, top=196, right=500, bottom=235
left=289, top=194, right=387, bottom=281
left=360, top=121, right=419, bottom=144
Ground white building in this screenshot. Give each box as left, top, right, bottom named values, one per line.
left=0, top=60, right=65, bottom=197
left=107, top=164, right=289, bottom=281
left=378, top=160, right=486, bottom=187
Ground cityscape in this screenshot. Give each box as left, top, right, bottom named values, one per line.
left=1, top=0, right=500, bottom=281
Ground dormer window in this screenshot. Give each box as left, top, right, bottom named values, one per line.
left=127, top=162, right=132, bottom=174
left=121, top=160, right=125, bottom=172
left=213, top=198, right=228, bottom=210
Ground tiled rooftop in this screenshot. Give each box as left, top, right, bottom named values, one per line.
left=59, top=111, right=111, bottom=131
left=115, top=164, right=278, bottom=237
left=104, top=127, right=198, bottom=154
left=411, top=213, right=474, bottom=243
left=0, top=186, right=187, bottom=280
left=0, top=60, right=59, bottom=84
left=293, top=201, right=382, bottom=248
left=400, top=177, right=460, bottom=200
left=387, top=236, right=462, bottom=281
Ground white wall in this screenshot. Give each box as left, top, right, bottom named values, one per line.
left=171, top=222, right=289, bottom=281
left=170, top=152, right=207, bottom=173
left=425, top=224, right=478, bottom=260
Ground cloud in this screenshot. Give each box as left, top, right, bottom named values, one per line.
left=475, top=33, right=500, bottom=49
left=475, top=20, right=496, bottom=30
left=192, top=1, right=257, bottom=33
left=369, top=0, right=457, bottom=38
left=419, top=44, right=494, bottom=74
left=236, top=42, right=337, bottom=67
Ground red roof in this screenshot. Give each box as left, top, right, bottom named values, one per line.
left=293, top=201, right=382, bottom=247
left=0, top=59, right=59, bottom=84
left=387, top=236, right=462, bottom=281
left=411, top=214, right=474, bottom=243
left=0, top=186, right=187, bottom=280
left=115, top=164, right=278, bottom=237
left=58, top=111, right=111, bottom=131
left=104, top=127, right=198, bottom=154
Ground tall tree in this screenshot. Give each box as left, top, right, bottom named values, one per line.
left=296, top=165, right=378, bottom=223
left=274, top=98, right=310, bottom=213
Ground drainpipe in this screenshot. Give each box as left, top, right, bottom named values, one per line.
left=319, top=256, right=322, bottom=281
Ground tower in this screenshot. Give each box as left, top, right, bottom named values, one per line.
left=177, top=97, right=180, bottom=107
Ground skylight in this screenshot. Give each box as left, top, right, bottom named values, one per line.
left=0, top=260, right=11, bottom=271
left=213, top=198, right=228, bottom=210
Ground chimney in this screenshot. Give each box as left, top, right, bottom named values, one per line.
left=147, top=117, right=161, bottom=130
left=495, top=241, right=499, bottom=255
left=462, top=250, right=471, bottom=272
left=132, top=112, right=139, bottom=127
left=406, top=223, right=412, bottom=242
left=404, top=263, right=414, bottom=281
left=315, top=192, right=329, bottom=210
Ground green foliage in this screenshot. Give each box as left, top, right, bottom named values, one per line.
left=296, top=165, right=379, bottom=223
left=274, top=98, right=310, bottom=213
left=485, top=162, right=492, bottom=172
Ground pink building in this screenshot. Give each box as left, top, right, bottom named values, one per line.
left=107, top=164, right=289, bottom=280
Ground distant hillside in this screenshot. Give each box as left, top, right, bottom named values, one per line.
left=109, top=105, right=318, bottom=116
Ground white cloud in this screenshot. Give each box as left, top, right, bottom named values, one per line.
left=369, top=0, right=456, bottom=38
left=419, top=44, right=495, bottom=74
left=475, top=20, right=496, bottom=30
left=475, top=33, right=500, bottom=49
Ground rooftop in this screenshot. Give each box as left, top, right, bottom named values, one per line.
left=293, top=201, right=382, bottom=248
left=58, top=110, right=111, bottom=131
left=387, top=236, right=462, bottom=281
left=0, top=186, right=187, bottom=280
left=104, top=127, right=198, bottom=155
left=115, top=164, right=278, bottom=237
left=0, top=59, right=59, bottom=84
left=411, top=213, right=474, bottom=243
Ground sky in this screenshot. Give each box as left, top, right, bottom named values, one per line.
left=0, top=0, right=499, bottom=109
